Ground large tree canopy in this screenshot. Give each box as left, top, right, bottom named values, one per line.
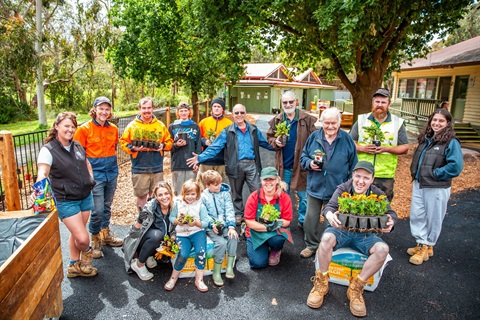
left=195, top=0, right=472, bottom=116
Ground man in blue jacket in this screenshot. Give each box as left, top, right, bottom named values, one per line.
left=187, top=104, right=274, bottom=225
left=299, top=107, right=357, bottom=258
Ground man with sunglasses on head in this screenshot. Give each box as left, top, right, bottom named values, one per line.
left=267, top=91, right=317, bottom=229
left=187, top=104, right=274, bottom=225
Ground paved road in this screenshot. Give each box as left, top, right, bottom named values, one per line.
left=58, top=116, right=480, bottom=319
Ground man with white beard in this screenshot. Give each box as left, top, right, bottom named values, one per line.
left=267, top=91, right=317, bottom=228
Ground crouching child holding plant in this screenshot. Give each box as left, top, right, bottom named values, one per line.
left=165, top=180, right=210, bottom=292
left=244, top=167, right=293, bottom=269
left=201, top=170, right=238, bottom=287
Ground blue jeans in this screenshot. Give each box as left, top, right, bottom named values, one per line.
left=284, top=169, right=307, bottom=223
left=174, top=230, right=207, bottom=271
left=246, top=235, right=285, bottom=269
left=89, top=177, right=117, bottom=235
left=324, top=227, right=384, bottom=256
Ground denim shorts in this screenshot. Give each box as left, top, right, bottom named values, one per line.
left=324, top=227, right=384, bottom=256
left=56, top=193, right=94, bottom=221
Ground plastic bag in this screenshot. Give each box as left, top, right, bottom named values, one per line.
left=32, top=178, right=57, bottom=215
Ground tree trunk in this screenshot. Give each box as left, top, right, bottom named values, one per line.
left=192, top=91, right=200, bottom=123
left=111, top=75, right=116, bottom=109
left=347, top=72, right=383, bottom=122
left=141, top=83, right=145, bottom=97
left=13, top=72, right=27, bottom=104
left=123, top=79, right=129, bottom=104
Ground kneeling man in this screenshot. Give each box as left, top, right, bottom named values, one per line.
left=307, top=161, right=397, bottom=317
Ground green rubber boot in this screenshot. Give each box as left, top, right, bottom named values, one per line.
left=212, top=262, right=224, bottom=287
left=225, top=256, right=235, bottom=279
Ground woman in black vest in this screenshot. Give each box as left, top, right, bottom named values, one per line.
left=33, top=112, right=97, bottom=277
left=408, top=108, right=463, bottom=266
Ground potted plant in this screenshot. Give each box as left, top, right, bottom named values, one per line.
left=258, top=204, right=281, bottom=224
left=206, top=129, right=217, bottom=143
left=155, top=235, right=180, bottom=260
left=178, top=212, right=195, bottom=224
left=274, top=121, right=291, bottom=145
left=150, top=131, right=160, bottom=149
left=337, top=192, right=390, bottom=231
left=177, top=131, right=189, bottom=144
left=211, top=219, right=224, bottom=234
left=132, top=129, right=142, bottom=147
left=312, top=149, right=325, bottom=169
left=362, top=123, right=387, bottom=147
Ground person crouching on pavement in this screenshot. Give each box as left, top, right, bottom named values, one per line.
left=407, top=109, right=463, bottom=265
left=123, top=182, right=174, bottom=281
left=165, top=180, right=210, bottom=292
left=201, top=170, right=238, bottom=286
left=307, top=161, right=397, bottom=317
left=244, top=167, right=293, bottom=269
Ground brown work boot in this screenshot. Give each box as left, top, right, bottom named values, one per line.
left=100, top=227, right=123, bottom=247
left=409, top=244, right=430, bottom=265
left=67, top=261, right=98, bottom=278
left=347, top=276, right=367, bottom=317
left=80, top=249, right=94, bottom=274
left=307, top=270, right=329, bottom=309
left=407, top=243, right=434, bottom=257
left=300, top=247, right=316, bottom=258
left=91, top=234, right=102, bottom=259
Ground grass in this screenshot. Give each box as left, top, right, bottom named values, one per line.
left=0, top=110, right=139, bottom=136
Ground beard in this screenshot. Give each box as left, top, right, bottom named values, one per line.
left=372, top=108, right=387, bottom=120
left=283, top=106, right=296, bottom=115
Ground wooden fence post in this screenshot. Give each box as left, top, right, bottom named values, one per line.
left=166, top=107, right=171, bottom=127
left=0, top=131, right=21, bottom=210
left=195, top=101, right=200, bottom=123
left=205, top=99, right=210, bottom=118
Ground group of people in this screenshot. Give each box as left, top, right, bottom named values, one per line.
left=32, top=87, right=463, bottom=316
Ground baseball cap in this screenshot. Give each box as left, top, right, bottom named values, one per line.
left=93, top=96, right=112, bottom=107
left=353, top=161, right=375, bottom=175
left=373, top=88, right=391, bottom=99
left=260, top=167, right=279, bottom=180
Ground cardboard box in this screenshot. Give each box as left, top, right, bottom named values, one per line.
left=315, top=247, right=392, bottom=292
left=171, top=235, right=233, bottom=278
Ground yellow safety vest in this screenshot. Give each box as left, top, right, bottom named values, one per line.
left=357, top=113, right=404, bottom=178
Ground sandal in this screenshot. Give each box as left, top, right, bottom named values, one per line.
left=164, top=277, right=178, bottom=291
left=195, top=280, right=209, bottom=293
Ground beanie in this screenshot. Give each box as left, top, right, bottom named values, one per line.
left=211, top=98, right=226, bottom=110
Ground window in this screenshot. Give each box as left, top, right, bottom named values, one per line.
left=398, top=78, right=437, bottom=99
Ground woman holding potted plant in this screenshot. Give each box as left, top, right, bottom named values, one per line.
left=123, top=181, right=175, bottom=280
left=244, top=167, right=292, bottom=269
left=168, top=102, right=202, bottom=196
left=201, top=170, right=238, bottom=286
left=408, top=109, right=463, bottom=266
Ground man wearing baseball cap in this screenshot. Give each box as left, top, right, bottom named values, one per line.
left=307, top=161, right=397, bottom=317
left=74, top=96, right=123, bottom=259
left=349, top=88, right=409, bottom=201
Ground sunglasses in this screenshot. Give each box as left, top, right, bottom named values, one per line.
left=234, top=111, right=246, bottom=115
left=282, top=100, right=295, bottom=105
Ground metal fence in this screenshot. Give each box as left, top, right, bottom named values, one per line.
left=1, top=105, right=209, bottom=211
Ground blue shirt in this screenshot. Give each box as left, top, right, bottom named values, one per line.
left=283, top=118, right=297, bottom=169
left=198, top=122, right=273, bottom=163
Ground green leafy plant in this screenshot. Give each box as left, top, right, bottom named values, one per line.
left=274, top=121, right=291, bottom=137
left=206, top=129, right=216, bottom=142
left=313, top=149, right=325, bottom=160
left=178, top=212, right=195, bottom=224
left=338, top=192, right=389, bottom=216
left=362, top=123, right=386, bottom=145
left=211, top=219, right=223, bottom=227
left=259, top=204, right=281, bottom=222
left=132, top=129, right=142, bottom=140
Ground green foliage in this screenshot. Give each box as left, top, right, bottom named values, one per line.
left=274, top=121, right=291, bottom=137
left=0, top=94, right=36, bottom=124
left=260, top=204, right=281, bottom=222
left=444, top=3, right=480, bottom=46
left=362, top=123, right=386, bottom=144
left=338, top=192, right=389, bottom=216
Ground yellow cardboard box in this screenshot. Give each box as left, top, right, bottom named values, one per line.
left=315, top=247, right=392, bottom=292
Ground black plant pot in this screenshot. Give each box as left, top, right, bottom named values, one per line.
left=314, top=160, right=324, bottom=170
left=258, top=217, right=272, bottom=224
left=348, top=215, right=358, bottom=228
left=177, top=132, right=188, bottom=142
left=338, top=213, right=348, bottom=227
left=152, top=142, right=160, bottom=150
left=279, top=135, right=288, bottom=145
left=369, top=216, right=379, bottom=229
left=379, top=215, right=389, bottom=228
left=216, top=225, right=224, bottom=234
left=358, top=216, right=368, bottom=229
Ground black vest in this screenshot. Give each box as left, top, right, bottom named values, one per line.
left=45, top=139, right=96, bottom=201
left=410, top=138, right=455, bottom=188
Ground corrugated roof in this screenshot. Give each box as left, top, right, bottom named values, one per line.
left=244, top=63, right=284, bottom=79
left=401, top=36, right=480, bottom=70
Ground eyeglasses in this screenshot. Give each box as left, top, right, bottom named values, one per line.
left=234, top=111, right=246, bottom=115
left=282, top=100, right=295, bottom=105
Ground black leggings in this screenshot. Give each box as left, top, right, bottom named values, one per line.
left=137, top=228, right=165, bottom=263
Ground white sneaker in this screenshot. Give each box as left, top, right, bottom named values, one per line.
left=131, top=258, right=154, bottom=281
left=146, top=256, right=158, bottom=269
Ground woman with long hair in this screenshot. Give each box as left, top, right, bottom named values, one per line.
left=408, top=108, right=463, bottom=265
left=33, top=112, right=97, bottom=277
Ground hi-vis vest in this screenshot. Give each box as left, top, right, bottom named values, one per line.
left=357, top=113, right=404, bottom=178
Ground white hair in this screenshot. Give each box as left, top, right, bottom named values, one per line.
left=282, top=90, right=296, bottom=100
left=319, top=107, right=342, bottom=125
